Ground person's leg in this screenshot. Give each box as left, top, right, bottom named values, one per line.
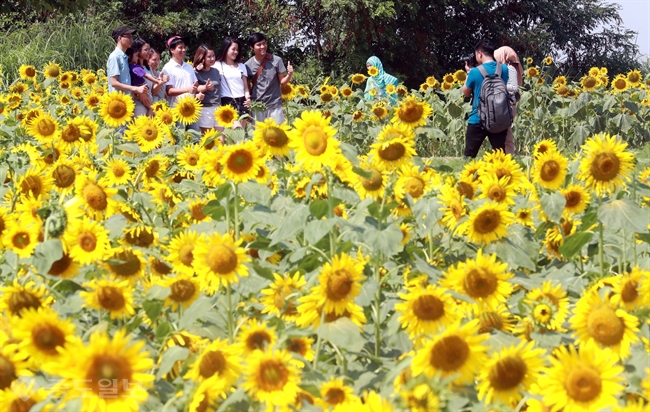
left=464, top=124, right=486, bottom=158
left=269, top=106, right=285, bottom=124
left=487, top=128, right=508, bottom=153
left=504, top=105, right=517, bottom=155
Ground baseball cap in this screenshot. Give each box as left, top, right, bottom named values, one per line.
left=167, top=36, right=187, bottom=49
left=112, top=26, right=136, bottom=42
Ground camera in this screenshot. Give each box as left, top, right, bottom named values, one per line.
left=460, top=53, right=477, bottom=69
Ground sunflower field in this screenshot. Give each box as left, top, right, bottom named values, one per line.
left=0, top=59, right=649, bottom=412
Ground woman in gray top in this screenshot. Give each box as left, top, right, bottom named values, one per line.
left=193, top=44, right=222, bottom=133
left=148, top=48, right=169, bottom=104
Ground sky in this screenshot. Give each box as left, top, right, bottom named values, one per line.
left=607, top=0, right=650, bottom=59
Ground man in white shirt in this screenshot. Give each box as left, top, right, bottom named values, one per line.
left=162, top=36, right=199, bottom=131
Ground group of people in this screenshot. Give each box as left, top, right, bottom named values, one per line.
left=107, top=26, right=294, bottom=132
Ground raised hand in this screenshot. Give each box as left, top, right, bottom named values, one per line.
left=206, top=78, right=214, bottom=91
left=287, top=61, right=294, bottom=75
left=190, top=81, right=199, bottom=94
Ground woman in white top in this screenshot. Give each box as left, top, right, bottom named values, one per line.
left=494, top=46, right=523, bottom=155
left=213, top=37, right=251, bottom=129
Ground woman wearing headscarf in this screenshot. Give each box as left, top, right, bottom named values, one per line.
left=494, top=46, right=523, bottom=155
left=364, top=56, right=399, bottom=104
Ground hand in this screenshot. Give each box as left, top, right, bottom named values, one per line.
left=465, top=62, right=470, bottom=73
left=243, top=96, right=251, bottom=108
left=205, top=78, right=214, bottom=91
left=287, top=61, right=294, bottom=76
left=135, top=84, right=147, bottom=95
left=190, top=81, right=198, bottom=94
left=161, top=74, right=170, bottom=82
left=197, top=92, right=205, bottom=101
left=196, top=63, right=204, bottom=71
left=137, top=94, right=152, bottom=107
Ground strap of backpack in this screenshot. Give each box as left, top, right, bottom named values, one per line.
left=252, top=53, right=272, bottom=87
left=477, top=65, right=489, bottom=79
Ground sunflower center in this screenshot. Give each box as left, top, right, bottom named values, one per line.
left=463, top=268, right=498, bottom=299
left=590, top=152, right=620, bottom=182
left=36, top=118, right=56, bottom=137
left=177, top=244, right=195, bottom=267
left=199, top=350, right=226, bottom=379
left=186, top=153, right=199, bottom=166
left=586, top=305, right=625, bottom=346
left=378, top=142, right=405, bottom=161
left=487, top=355, right=527, bottom=391
left=125, top=229, right=154, bottom=248
left=540, top=160, right=561, bottom=182
left=533, top=303, right=553, bottom=323
left=473, top=209, right=501, bottom=234
left=61, top=124, right=81, bottom=142
left=257, top=359, right=288, bottom=392
left=564, top=364, right=602, bottom=402
left=399, top=101, right=424, bottom=123
left=302, top=125, right=328, bottom=156
left=361, top=170, right=383, bottom=191
left=53, top=165, right=76, bottom=188
left=403, top=176, right=425, bottom=198
left=565, top=191, right=582, bottom=208
left=614, top=79, right=626, bottom=90
left=0, top=355, right=17, bottom=390
left=429, top=335, right=470, bottom=371
left=180, top=102, right=196, bottom=117
left=107, top=250, right=142, bottom=278
left=107, top=99, right=127, bottom=119
left=95, top=287, right=125, bottom=312
left=49, top=253, right=74, bottom=276
left=372, top=107, right=386, bottom=118
left=458, top=182, right=474, bottom=199
left=20, top=176, right=43, bottom=198
left=32, top=324, right=66, bottom=355
left=10, top=397, right=36, bottom=412
left=620, top=280, right=638, bottom=303
left=487, top=185, right=505, bottom=202
left=263, top=127, right=288, bottom=147
left=479, top=311, right=504, bottom=333
left=325, top=388, right=346, bottom=405
left=25, top=66, right=36, bottom=77
left=145, top=160, right=160, bottom=177
left=246, top=331, right=272, bottom=351
left=206, top=244, right=238, bottom=274
left=8, top=291, right=41, bottom=316
left=83, top=182, right=108, bottom=211
left=287, top=338, right=307, bottom=356
left=325, top=270, right=353, bottom=301
left=11, top=232, right=31, bottom=250
left=227, top=150, right=254, bottom=174
left=78, top=232, right=97, bottom=252
left=190, top=203, right=207, bottom=221
left=87, top=354, right=133, bottom=396
left=170, top=279, right=196, bottom=302
left=412, top=294, right=445, bottom=321
left=112, top=165, right=126, bottom=178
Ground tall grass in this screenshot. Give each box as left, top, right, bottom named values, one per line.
left=0, top=12, right=122, bottom=84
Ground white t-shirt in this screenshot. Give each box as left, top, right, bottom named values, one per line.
left=213, top=62, right=247, bottom=98
left=162, top=59, right=198, bottom=107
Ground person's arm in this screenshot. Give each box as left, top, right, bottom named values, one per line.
left=506, top=66, right=518, bottom=94
left=277, top=60, right=293, bottom=86
left=110, top=76, right=146, bottom=94
left=144, top=73, right=165, bottom=86
left=166, top=82, right=198, bottom=97
left=462, top=68, right=474, bottom=98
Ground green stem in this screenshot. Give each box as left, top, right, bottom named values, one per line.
left=326, top=172, right=337, bottom=257
left=598, top=220, right=605, bottom=277
left=621, top=229, right=626, bottom=274
left=226, top=284, right=234, bottom=342
left=374, top=287, right=381, bottom=358
left=428, top=232, right=434, bottom=262
left=312, top=310, right=326, bottom=370
left=233, top=183, right=239, bottom=241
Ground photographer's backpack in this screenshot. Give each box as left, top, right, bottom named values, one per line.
left=477, top=64, right=512, bottom=133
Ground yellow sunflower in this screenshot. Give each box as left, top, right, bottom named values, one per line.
left=156, top=107, right=175, bottom=125
left=43, top=62, right=61, bottom=79
left=395, top=165, right=434, bottom=204
left=477, top=340, right=546, bottom=406
left=18, top=64, right=37, bottom=80
left=188, top=377, right=226, bottom=412
left=570, top=290, right=639, bottom=360
left=215, top=104, right=238, bottom=128
left=478, top=174, right=516, bottom=205
left=53, top=329, right=154, bottom=412
left=80, top=277, right=135, bottom=319
left=220, top=140, right=263, bottom=183
left=396, top=285, right=460, bottom=340
left=237, top=319, right=278, bottom=355
left=525, top=280, right=570, bottom=331
left=371, top=102, right=390, bottom=120
left=457, top=201, right=514, bottom=244
left=159, top=274, right=201, bottom=311
left=536, top=342, right=624, bottom=412
left=577, top=132, right=634, bottom=195
left=611, top=75, right=629, bottom=93
left=75, top=171, right=120, bottom=219
left=527, top=67, right=540, bottom=78
left=99, top=90, right=135, bottom=128
left=84, top=92, right=100, bottom=109
left=260, top=272, right=307, bottom=322
left=611, top=266, right=649, bottom=311
left=17, top=166, right=53, bottom=199
left=242, top=349, right=301, bottom=410
left=581, top=75, right=600, bottom=91
left=454, top=69, right=467, bottom=83
left=192, top=232, right=249, bottom=293
left=173, top=94, right=202, bottom=125
left=560, top=184, right=590, bottom=216
left=175, top=144, right=204, bottom=173
left=125, top=115, right=170, bottom=152
left=0, top=380, right=49, bottom=412
left=351, top=160, right=388, bottom=201
left=443, top=73, right=455, bottom=84
left=198, top=149, right=225, bottom=187
left=288, top=110, right=340, bottom=172
left=310, top=252, right=366, bottom=315
left=532, top=139, right=558, bottom=159
left=184, top=337, right=241, bottom=386
left=438, top=182, right=467, bottom=229
left=351, top=73, right=367, bottom=84
left=2, top=220, right=40, bottom=258
left=104, top=247, right=145, bottom=283
left=103, top=157, right=132, bottom=186
left=544, top=56, right=553, bottom=65
left=27, top=111, right=59, bottom=142
left=411, top=319, right=489, bottom=384
left=63, top=217, right=111, bottom=265
left=392, top=96, right=433, bottom=128
left=367, top=66, right=379, bottom=77
left=11, top=307, right=75, bottom=369
left=532, top=149, right=569, bottom=190
left=442, top=249, right=514, bottom=307
left=317, top=377, right=357, bottom=409
left=370, top=123, right=416, bottom=171
left=626, top=69, right=643, bottom=87
left=0, top=279, right=54, bottom=318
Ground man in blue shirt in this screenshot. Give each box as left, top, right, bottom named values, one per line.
left=462, top=39, right=509, bottom=158
left=107, top=26, right=148, bottom=101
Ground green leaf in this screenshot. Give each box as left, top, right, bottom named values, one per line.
left=492, top=239, right=536, bottom=271
left=239, top=181, right=271, bottom=204
left=571, top=124, right=591, bottom=146
left=540, top=192, right=566, bottom=223
left=202, top=199, right=226, bottom=221
left=559, top=232, right=594, bottom=259
left=309, top=199, right=329, bottom=219
left=340, top=142, right=359, bottom=164
left=142, top=300, right=163, bottom=324
left=270, top=205, right=310, bottom=246
left=355, top=279, right=379, bottom=307
left=213, top=183, right=232, bottom=199
left=115, top=143, right=142, bottom=154
left=146, top=285, right=170, bottom=300
left=352, top=166, right=373, bottom=180
left=104, top=214, right=127, bottom=239
left=304, top=219, right=336, bottom=245
left=598, top=199, right=649, bottom=233
left=366, top=224, right=402, bottom=257
left=156, top=346, right=189, bottom=380
left=33, top=239, right=63, bottom=275
left=179, top=296, right=213, bottom=329
left=155, top=321, right=172, bottom=342
left=316, top=317, right=364, bottom=352
left=447, top=102, right=463, bottom=118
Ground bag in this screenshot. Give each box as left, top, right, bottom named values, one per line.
left=252, top=54, right=272, bottom=87
left=477, top=63, right=513, bottom=133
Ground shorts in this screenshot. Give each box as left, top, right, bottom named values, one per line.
left=253, top=105, right=285, bottom=125
left=221, top=96, right=250, bottom=117
left=198, top=106, right=217, bottom=128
